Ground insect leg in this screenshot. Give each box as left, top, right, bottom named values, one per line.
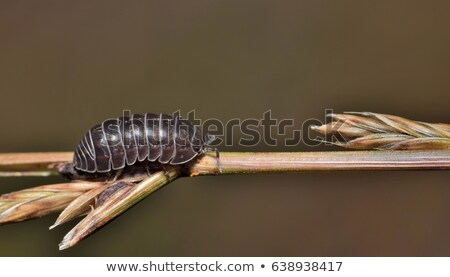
left=203, top=147, right=222, bottom=173
left=145, top=166, right=152, bottom=177
left=105, top=168, right=124, bottom=183
left=162, top=165, right=171, bottom=177
left=214, top=148, right=222, bottom=173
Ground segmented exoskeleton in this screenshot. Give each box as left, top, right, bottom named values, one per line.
left=73, top=113, right=216, bottom=174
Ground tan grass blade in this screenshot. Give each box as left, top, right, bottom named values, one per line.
left=0, top=182, right=103, bottom=224
left=50, top=184, right=110, bottom=229
left=311, top=112, right=450, bottom=150
left=59, top=169, right=179, bottom=250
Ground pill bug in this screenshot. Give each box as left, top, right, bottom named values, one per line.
left=59, top=113, right=218, bottom=180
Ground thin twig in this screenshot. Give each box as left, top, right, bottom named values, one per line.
left=0, top=150, right=449, bottom=178
left=188, top=151, right=450, bottom=175
left=0, top=152, right=72, bottom=177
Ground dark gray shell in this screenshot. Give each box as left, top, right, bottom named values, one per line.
left=74, top=113, right=204, bottom=173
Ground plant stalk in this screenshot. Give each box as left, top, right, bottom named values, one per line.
left=0, top=151, right=448, bottom=178
left=189, top=150, right=450, bottom=175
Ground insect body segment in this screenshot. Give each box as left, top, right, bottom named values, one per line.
left=74, top=113, right=206, bottom=173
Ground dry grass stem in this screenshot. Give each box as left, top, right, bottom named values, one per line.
left=0, top=152, right=72, bottom=177
left=311, top=112, right=450, bottom=150
left=1, top=150, right=449, bottom=179
left=188, top=150, right=450, bottom=175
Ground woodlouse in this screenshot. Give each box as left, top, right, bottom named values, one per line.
left=62, top=113, right=218, bottom=179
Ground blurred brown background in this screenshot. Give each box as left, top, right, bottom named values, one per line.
left=0, top=0, right=449, bottom=256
